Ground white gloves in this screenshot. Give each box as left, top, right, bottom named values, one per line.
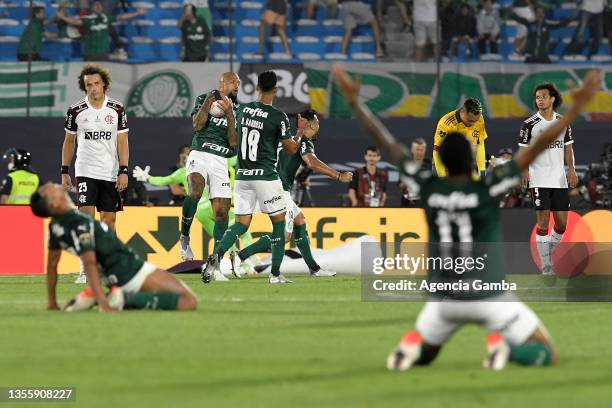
left=132, top=165, right=151, bottom=182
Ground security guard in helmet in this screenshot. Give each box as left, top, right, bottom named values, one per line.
left=0, top=148, right=40, bottom=205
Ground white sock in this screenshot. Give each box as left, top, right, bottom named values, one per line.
left=550, top=228, right=564, bottom=254
left=536, top=233, right=551, bottom=271
left=79, top=259, right=85, bottom=277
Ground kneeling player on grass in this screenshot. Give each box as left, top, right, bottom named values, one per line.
left=333, top=65, right=600, bottom=370
left=32, top=183, right=198, bottom=312
left=229, top=109, right=353, bottom=277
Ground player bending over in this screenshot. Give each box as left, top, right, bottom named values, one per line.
left=230, top=109, right=353, bottom=277
left=32, top=183, right=198, bottom=312
left=333, top=64, right=600, bottom=370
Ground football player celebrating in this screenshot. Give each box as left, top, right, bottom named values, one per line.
left=202, top=70, right=303, bottom=284
left=333, top=64, right=600, bottom=370
left=229, top=109, right=353, bottom=277
left=61, top=64, right=129, bottom=284
left=180, top=72, right=240, bottom=262
left=433, top=98, right=488, bottom=178
left=518, top=83, right=577, bottom=275
left=32, top=183, right=198, bottom=312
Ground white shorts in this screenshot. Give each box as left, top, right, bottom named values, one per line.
left=283, top=190, right=301, bottom=234
left=234, top=179, right=286, bottom=216
left=414, top=20, right=438, bottom=46
left=121, top=262, right=157, bottom=294
left=415, top=292, right=540, bottom=346
left=186, top=150, right=231, bottom=199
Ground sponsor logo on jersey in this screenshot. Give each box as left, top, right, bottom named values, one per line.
left=104, top=114, right=114, bottom=124
left=126, top=71, right=192, bottom=118
left=221, top=182, right=230, bottom=187
left=84, top=131, right=112, bottom=140
left=547, top=140, right=564, bottom=149
left=242, top=107, right=269, bottom=118
left=263, top=195, right=282, bottom=205
left=210, top=116, right=228, bottom=127
left=237, top=168, right=264, bottom=176
left=202, top=142, right=231, bottom=155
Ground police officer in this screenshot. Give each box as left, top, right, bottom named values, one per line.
left=0, top=148, right=40, bottom=204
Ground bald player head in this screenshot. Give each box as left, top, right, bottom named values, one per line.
left=219, top=72, right=240, bottom=102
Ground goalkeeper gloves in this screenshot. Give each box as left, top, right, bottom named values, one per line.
left=132, top=165, right=151, bottom=182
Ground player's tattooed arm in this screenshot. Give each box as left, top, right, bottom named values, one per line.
left=192, top=93, right=216, bottom=131
left=332, top=64, right=409, bottom=164
left=302, top=153, right=353, bottom=183
left=80, top=251, right=117, bottom=312
left=46, top=249, right=61, bottom=310
left=220, top=97, right=237, bottom=147
left=515, top=71, right=600, bottom=172
left=565, top=144, right=578, bottom=188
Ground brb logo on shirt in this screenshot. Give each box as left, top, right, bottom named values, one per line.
left=84, top=131, right=112, bottom=140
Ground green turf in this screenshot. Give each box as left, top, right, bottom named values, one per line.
left=1, top=274, right=611, bottom=408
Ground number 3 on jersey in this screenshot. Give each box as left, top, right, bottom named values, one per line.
left=241, top=127, right=260, bottom=161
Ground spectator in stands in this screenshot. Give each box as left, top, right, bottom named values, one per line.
left=178, top=4, right=211, bottom=62
left=566, top=0, right=605, bottom=58
left=512, top=6, right=574, bottom=63
left=56, top=1, right=145, bottom=61
left=101, top=0, right=130, bottom=60
left=257, top=0, right=292, bottom=56
left=376, top=0, right=411, bottom=32
left=17, top=7, right=56, bottom=61
left=399, top=138, right=429, bottom=207
left=348, top=146, right=387, bottom=207
left=307, top=0, right=338, bottom=20
left=511, top=0, right=535, bottom=55
left=477, top=0, right=500, bottom=55
left=50, top=4, right=70, bottom=39
left=184, top=0, right=212, bottom=31
left=339, top=1, right=384, bottom=57
left=413, top=0, right=438, bottom=61
left=439, top=0, right=456, bottom=57
left=449, top=3, right=476, bottom=57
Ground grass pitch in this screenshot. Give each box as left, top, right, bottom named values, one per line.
left=1, top=274, right=611, bottom=408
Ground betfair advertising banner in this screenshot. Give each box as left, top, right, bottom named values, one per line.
left=3, top=62, right=612, bottom=120
left=304, top=62, right=612, bottom=120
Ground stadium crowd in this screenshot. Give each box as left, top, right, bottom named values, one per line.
left=2, top=0, right=612, bottom=62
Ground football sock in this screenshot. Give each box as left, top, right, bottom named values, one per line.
left=509, top=342, right=553, bottom=366
left=216, top=222, right=248, bottom=258
left=238, top=235, right=271, bottom=261
left=124, top=292, right=179, bottom=310
left=270, top=220, right=286, bottom=277
left=536, top=229, right=551, bottom=272
left=293, top=224, right=320, bottom=271
left=213, top=218, right=229, bottom=253
left=181, top=196, right=199, bottom=236
left=550, top=226, right=564, bottom=254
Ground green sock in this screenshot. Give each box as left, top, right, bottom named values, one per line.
left=239, top=235, right=271, bottom=260
left=509, top=343, right=553, bottom=366
left=215, top=222, right=248, bottom=258
left=124, top=292, right=179, bottom=310
left=293, top=224, right=319, bottom=271
left=270, top=221, right=286, bottom=277
left=181, top=196, right=199, bottom=236
left=213, top=218, right=229, bottom=253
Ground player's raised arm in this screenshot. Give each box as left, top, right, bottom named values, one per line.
left=46, top=249, right=61, bottom=310
left=515, top=71, right=600, bottom=172
left=192, top=92, right=215, bottom=131
left=280, top=114, right=304, bottom=155
left=220, top=96, right=237, bottom=147
left=331, top=64, right=409, bottom=164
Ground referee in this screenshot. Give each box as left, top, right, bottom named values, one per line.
left=432, top=98, right=488, bottom=178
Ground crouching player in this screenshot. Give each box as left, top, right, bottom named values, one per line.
left=333, top=64, right=601, bottom=370
left=32, top=182, right=198, bottom=312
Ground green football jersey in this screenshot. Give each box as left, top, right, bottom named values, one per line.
left=82, top=13, right=114, bottom=55
left=236, top=102, right=292, bottom=181
left=17, top=19, right=43, bottom=54
left=190, top=92, right=237, bottom=158
left=278, top=138, right=315, bottom=191
left=48, top=210, right=144, bottom=287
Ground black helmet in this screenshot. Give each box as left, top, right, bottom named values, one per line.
left=3, top=148, right=31, bottom=170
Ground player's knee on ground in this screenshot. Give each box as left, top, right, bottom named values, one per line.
left=177, top=291, right=198, bottom=310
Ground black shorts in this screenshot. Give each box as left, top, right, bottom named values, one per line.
left=75, top=176, right=123, bottom=212
left=266, top=0, right=287, bottom=15
left=530, top=187, right=569, bottom=211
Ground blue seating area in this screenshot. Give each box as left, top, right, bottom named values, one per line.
left=0, top=0, right=609, bottom=63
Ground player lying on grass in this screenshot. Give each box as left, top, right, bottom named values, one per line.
left=133, top=155, right=257, bottom=277
left=333, top=64, right=600, bottom=370
left=31, top=182, right=198, bottom=312
left=229, top=109, right=353, bottom=278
